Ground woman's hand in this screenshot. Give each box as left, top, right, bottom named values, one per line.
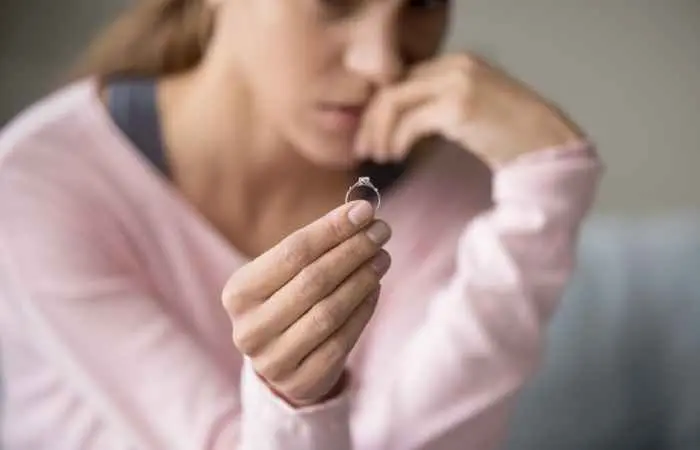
left=222, top=201, right=391, bottom=407
left=354, top=53, right=586, bottom=167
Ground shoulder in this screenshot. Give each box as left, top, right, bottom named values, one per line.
left=0, top=83, right=152, bottom=340
left=0, top=79, right=148, bottom=284
left=0, top=79, right=110, bottom=193
left=0, top=78, right=154, bottom=228
left=0, top=77, right=160, bottom=198
left=1, top=79, right=109, bottom=229
left=1, top=79, right=100, bottom=159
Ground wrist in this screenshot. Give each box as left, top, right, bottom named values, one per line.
left=466, top=119, right=586, bottom=168
left=258, top=370, right=350, bottom=409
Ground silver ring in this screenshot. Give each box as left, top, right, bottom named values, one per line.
left=345, top=176, right=380, bottom=210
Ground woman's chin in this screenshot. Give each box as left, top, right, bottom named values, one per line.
left=308, top=149, right=362, bottom=170
left=290, top=124, right=364, bottom=170
left=299, top=137, right=363, bottom=170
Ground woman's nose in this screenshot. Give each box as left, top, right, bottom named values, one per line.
left=343, top=16, right=405, bottom=87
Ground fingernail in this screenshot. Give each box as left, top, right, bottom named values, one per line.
left=365, top=221, right=391, bottom=245
left=371, top=252, right=391, bottom=275
left=348, top=201, right=374, bottom=226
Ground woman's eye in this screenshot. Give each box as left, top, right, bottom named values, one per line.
left=407, top=0, right=449, bottom=10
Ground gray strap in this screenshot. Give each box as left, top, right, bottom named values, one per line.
left=107, top=78, right=170, bottom=178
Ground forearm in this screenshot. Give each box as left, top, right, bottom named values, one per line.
left=352, top=142, right=603, bottom=449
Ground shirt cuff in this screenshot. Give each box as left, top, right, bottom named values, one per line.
left=239, top=357, right=352, bottom=450
left=493, top=140, right=604, bottom=224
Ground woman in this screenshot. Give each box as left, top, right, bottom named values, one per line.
left=0, top=0, right=602, bottom=448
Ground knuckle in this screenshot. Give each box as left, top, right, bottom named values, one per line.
left=298, top=265, right=332, bottom=297
left=253, top=354, right=288, bottom=383
left=285, top=376, right=314, bottom=403
left=281, top=367, right=322, bottom=403
left=221, top=289, right=238, bottom=315
left=231, top=323, right=259, bottom=355
left=309, top=303, right=340, bottom=335
left=221, top=279, right=247, bottom=316
left=346, top=235, right=373, bottom=262
left=315, top=213, right=348, bottom=245
left=281, top=235, right=312, bottom=268
left=282, top=345, right=347, bottom=403
left=306, top=344, right=348, bottom=387
left=324, top=337, right=349, bottom=365
left=326, top=215, right=348, bottom=242
left=454, top=53, right=477, bottom=72
left=448, top=67, right=471, bottom=92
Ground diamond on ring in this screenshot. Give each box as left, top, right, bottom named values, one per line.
left=345, top=176, right=381, bottom=210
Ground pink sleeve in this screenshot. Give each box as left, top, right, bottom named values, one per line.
left=0, top=159, right=351, bottom=449
left=352, top=142, right=603, bottom=449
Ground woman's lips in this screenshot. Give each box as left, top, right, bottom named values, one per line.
left=316, top=103, right=366, bottom=132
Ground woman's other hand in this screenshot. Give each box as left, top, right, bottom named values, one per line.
left=222, top=201, right=391, bottom=407
left=354, top=53, right=586, bottom=167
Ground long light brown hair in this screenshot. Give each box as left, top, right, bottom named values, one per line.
left=72, top=0, right=214, bottom=80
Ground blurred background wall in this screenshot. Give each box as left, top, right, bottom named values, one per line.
left=1, top=0, right=698, bottom=214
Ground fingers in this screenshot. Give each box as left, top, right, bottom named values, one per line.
left=355, top=55, right=479, bottom=164
left=253, top=252, right=389, bottom=380
left=222, top=200, right=375, bottom=315
left=233, top=222, right=391, bottom=353
left=355, top=79, right=436, bottom=161
left=273, top=285, right=381, bottom=405
left=390, top=100, right=453, bottom=160
left=409, top=53, right=483, bottom=80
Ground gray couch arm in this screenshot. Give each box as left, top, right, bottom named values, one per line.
left=506, top=213, right=700, bottom=450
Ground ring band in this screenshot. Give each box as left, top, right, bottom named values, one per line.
left=345, top=176, right=381, bottom=210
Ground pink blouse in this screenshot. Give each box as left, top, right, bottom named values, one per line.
left=0, top=80, right=602, bottom=449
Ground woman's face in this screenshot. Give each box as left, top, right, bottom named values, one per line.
left=207, top=0, right=451, bottom=168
